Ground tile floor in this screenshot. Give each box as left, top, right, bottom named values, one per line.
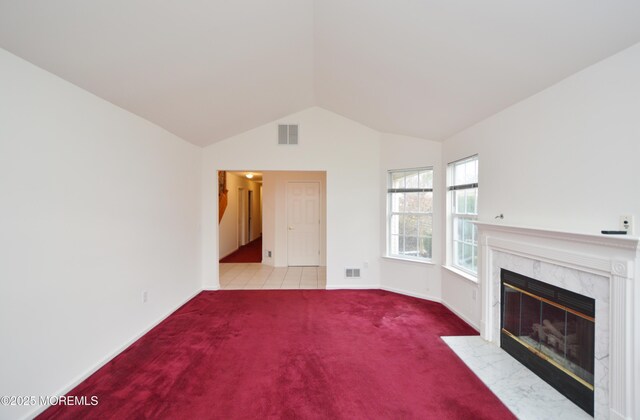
left=220, top=263, right=327, bottom=290
left=442, top=336, right=591, bottom=420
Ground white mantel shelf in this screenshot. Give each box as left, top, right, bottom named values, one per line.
left=474, top=220, right=639, bottom=420
left=474, top=221, right=640, bottom=251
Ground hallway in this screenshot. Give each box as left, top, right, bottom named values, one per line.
left=220, top=237, right=262, bottom=263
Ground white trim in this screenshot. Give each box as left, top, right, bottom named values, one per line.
left=379, top=285, right=479, bottom=332
left=382, top=255, right=435, bottom=266
left=447, top=153, right=479, bottom=167
left=379, top=286, right=479, bottom=331
left=380, top=286, right=441, bottom=302
left=442, top=264, right=478, bottom=283
left=440, top=299, right=480, bottom=332
left=476, top=222, right=639, bottom=419
left=20, top=283, right=481, bottom=420
left=328, top=283, right=477, bottom=334
left=325, top=284, right=380, bottom=290
left=474, top=221, right=639, bottom=251
left=24, top=289, right=203, bottom=420
left=386, top=167, right=434, bottom=261
left=447, top=155, right=479, bottom=274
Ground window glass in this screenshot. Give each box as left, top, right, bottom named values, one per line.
left=387, top=168, right=433, bottom=261
left=448, top=156, right=478, bottom=275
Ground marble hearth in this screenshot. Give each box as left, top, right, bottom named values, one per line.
left=474, top=222, right=639, bottom=420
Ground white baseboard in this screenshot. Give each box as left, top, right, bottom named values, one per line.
left=203, top=286, right=220, bottom=291
left=379, top=286, right=441, bottom=303
left=24, top=288, right=203, bottom=420
left=440, top=299, right=480, bottom=332
left=379, top=287, right=478, bottom=331
left=327, top=285, right=480, bottom=332
left=325, top=284, right=379, bottom=290
left=23, top=285, right=477, bottom=420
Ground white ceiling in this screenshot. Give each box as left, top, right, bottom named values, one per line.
left=2, top=1, right=640, bottom=146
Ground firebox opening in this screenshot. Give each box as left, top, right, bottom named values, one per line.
left=500, top=269, right=595, bottom=416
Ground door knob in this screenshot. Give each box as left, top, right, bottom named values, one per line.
left=288, top=226, right=294, bottom=230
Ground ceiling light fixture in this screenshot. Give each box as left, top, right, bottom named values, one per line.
left=246, top=173, right=254, bottom=179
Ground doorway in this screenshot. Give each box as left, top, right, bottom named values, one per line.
left=219, top=170, right=325, bottom=267
left=218, top=170, right=326, bottom=289
left=219, top=171, right=263, bottom=263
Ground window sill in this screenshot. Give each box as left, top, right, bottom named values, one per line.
left=442, top=265, right=478, bottom=284
left=382, top=256, right=435, bottom=266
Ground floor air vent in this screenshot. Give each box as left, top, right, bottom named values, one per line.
left=278, top=124, right=298, bottom=145
left=345, top=268, right=361, bottom=278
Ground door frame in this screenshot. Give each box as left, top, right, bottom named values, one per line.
left=247, top=190, right=253, bottom=242
left=286, top=181, right=321, bottom=267
left=237, top=187, right=246, bottom=247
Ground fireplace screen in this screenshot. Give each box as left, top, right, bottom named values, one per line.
left=500, top=269, right=595, bottom=415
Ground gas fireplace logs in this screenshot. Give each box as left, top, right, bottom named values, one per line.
left=531, top=320, right=579, bottom=359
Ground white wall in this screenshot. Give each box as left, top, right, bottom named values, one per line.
left=441, top=42, right=640, bottom=329
left=218, top=172, right=262, bottom=259
left=201, top=107, right=381, bottom=289
left=0, top=49, right=202, bottom=420
left=261, top=171, right=326, bottom=267
left=379, top=134, right=443, bottom=301
left=5, top=35, right=639, bottom=419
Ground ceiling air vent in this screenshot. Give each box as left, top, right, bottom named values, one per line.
left=345, top=268, right=361, bottom=278
left=278, top=124, right=298, bottom=145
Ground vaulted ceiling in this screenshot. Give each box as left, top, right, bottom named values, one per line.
left=2, top=1, right=640, bottom=146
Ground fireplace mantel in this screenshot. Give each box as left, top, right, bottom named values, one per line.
left=475, top=221, right=639, bottom=420
left=474, top=221, right=639, bottom=251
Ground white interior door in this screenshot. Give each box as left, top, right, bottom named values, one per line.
left=287, top=182, right=320, bottom=266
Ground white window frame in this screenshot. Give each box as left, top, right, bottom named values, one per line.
left=386, top=167, right=434, bottom=262
left=447, top=155, right=478, bottom=276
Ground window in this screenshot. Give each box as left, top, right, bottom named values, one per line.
left=448, top=155, right=478, bottom=275
left=387, top=168, right=433, bottom=261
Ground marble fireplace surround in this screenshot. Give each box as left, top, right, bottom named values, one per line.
left=475, top=222, right=639, bottom=420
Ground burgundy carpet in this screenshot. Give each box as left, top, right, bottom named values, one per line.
left=39, top=290, right=514, bottom=419
left=220, top=237, right=262, bottom=263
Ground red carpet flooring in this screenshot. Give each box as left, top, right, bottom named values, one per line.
left=220, top=237, right=262, bottom=263
left=39, top=290, right=514, bottom=419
